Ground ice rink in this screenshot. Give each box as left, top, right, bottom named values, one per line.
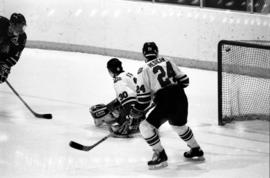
left=0, top=48, right=269, bottom=178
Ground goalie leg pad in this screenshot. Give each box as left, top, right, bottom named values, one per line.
left=90, top=103, right=121, bottom=127
left=90, top=104, right=110, bottom=119
left=90, top=104, right=113, bottom=127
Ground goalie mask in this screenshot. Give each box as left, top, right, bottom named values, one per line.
left=142, top=42, right=158, bottom=62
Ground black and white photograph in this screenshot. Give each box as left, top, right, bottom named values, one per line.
left=0, top=0, right=269, bottom=177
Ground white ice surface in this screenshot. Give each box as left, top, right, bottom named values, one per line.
left=0, top=48, right=269, bottom=178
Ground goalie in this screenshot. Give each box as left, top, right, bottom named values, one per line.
left=90, top=58, right=144, bottom=137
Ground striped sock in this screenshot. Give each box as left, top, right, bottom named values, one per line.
left=145, top=129, right=163, bottom=152
left=179, top=126, right=200, bottom=148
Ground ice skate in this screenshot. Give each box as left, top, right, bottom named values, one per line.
left=148, top=149, right=168, bottom=170
left=184, top=147, right=205, bottom=161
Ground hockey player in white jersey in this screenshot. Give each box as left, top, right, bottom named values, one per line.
left=128, top=42, right=204, bottom=169
left=90, top=58, right=143, bottom=137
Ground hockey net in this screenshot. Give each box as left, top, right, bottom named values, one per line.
left=218, top=40, right=270, bottom=125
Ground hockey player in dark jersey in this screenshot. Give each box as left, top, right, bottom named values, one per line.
left=90, top=58, right=144, bottom=138
left=0, top=13, right=27, bottom=83
left=128, top=42, right=204, bottom=169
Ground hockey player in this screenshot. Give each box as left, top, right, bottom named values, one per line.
left=90, top=58, right=143, bottom=137
left=128, top=42, right=204, bottom=169
left=0, top=13, right=27, bottom=83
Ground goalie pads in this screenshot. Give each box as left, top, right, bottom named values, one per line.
left=90, top=104, right=109, bottom=119
left=90, top=104, right=112, bottom=127
left=90, top=100, right=142, bottom=137
left=109, top=121, right=130, bottom=138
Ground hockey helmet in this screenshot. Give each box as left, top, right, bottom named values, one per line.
left=142, top=42, right=158, bottom=62
left=107, top=58, right=123, bottom=75
left=10, top=13, right=26, bottom=25
left=9, top=13, right=26, bottom=34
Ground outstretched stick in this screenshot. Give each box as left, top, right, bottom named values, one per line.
left=69, top=103, right=156, bottom=151
left=6, top=80, right=53, bottom=119
left=69, top=133, right=112, bottom=151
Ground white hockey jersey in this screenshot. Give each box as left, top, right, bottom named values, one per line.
left=113, top=71, right=137, bottom=107
left=136, top=57, right=189, bottom=110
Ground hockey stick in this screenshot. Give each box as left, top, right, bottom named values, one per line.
left=69, top=133, right=113, bottom=151
left=69, top=104, right=155, bottom=151
left=6, top=80, right=53, bottom=119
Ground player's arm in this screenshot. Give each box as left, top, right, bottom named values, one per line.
left=0, top=18, right=10, bottom=62
left=0, top=17, right=9, bottom=43
left=169, top=60, right=189, bottom=88
left=134, top=67, right=152, bottom=111
left=128, top=67, right=151, bottom=122
left=4, top=33, right=27, bottom=67
left=0, top=20, right=12, bottom=83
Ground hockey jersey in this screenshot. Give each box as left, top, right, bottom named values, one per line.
left=113, top=71, right=137, bottom=107
left=136, top=57, right=189, bottom=110
left=0, top=16, right=27, bottom=67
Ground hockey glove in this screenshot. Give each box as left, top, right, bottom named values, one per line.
left=109, top=121, right=130, bottom=138
left=128, top=107, right=145, bottom=130
left=0, top=64, right=10, bottom=84
left=106, top=99, right=121, bottom=113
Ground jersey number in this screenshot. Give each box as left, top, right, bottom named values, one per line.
left=153, top=61, right=176, bottom=87
left=136, top=84, right=146, bottom=94
left=119, top=91, right=128, bottom=101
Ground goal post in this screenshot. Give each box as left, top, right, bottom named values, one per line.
left=218, top=40, right=270, bottom=126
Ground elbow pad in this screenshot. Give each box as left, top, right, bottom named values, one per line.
left=177, top=75, right=189, bottom=88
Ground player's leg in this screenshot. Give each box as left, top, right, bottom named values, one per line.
left=139, top=106, right=168, bottom=170
left=171, top=125, right=204, bottom=160
left=169, top=87, right=204, bottom=160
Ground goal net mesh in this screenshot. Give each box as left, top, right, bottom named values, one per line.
left=218, top=40, right=270, bottom=125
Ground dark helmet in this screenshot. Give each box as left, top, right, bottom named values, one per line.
left=107, top=58, right=124, bottom=75
left=142, top=42, right=158, bottom=61
left=10, top=13, right=26, bottom=25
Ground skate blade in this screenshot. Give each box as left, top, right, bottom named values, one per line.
left=185, top=156, right=205, bottom=161
left=148, top=161, right=168, bottom=170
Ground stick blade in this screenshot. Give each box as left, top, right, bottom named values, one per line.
left=43, top=114, right=53, bottom=119
left=35, top=113, right=53, bottom=119
left=69, top=141, right=92, bottom=151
